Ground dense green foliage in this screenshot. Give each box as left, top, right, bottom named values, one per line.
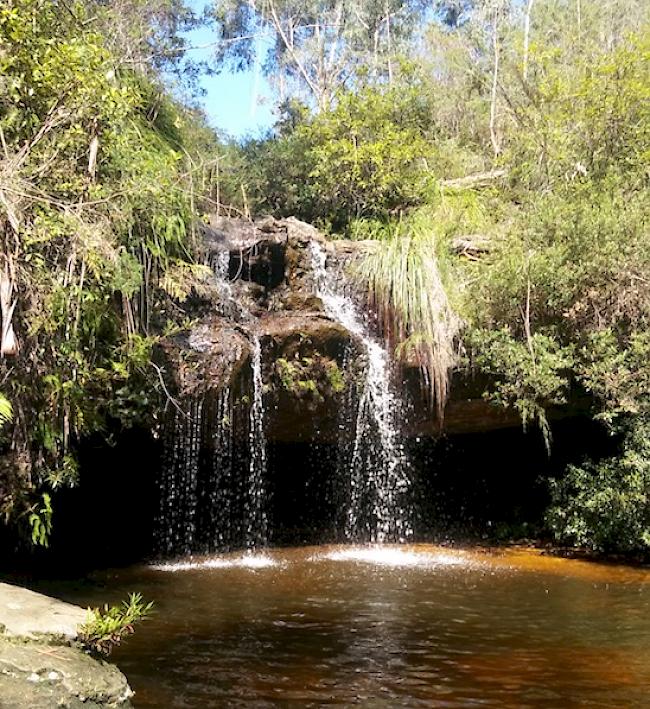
left=0, top=0, right=216, bottom=536
left=219, top=83, right=439, bottom=230
left=547, top=419, right=650, bottom=553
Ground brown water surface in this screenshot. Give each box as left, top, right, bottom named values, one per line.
left=42, top=545, right=650, bottom=707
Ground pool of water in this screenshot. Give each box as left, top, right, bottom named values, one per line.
left=39, top=545, right=650, bottom=707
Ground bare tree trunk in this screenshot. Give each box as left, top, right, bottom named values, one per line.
left=87, top=134, right=99, bottom=179
left=523, top=0, right=535, bottom=81
left=0, top=265, right=17, bottom=357
left=577, top=0, right=582, bottom=43
left=489, top=8, right=501, bottom=158
left=267, top=0, right=324, bottom=108
left=441, top=169, right=507, bottom=189
left=325, top=2, right=345, bottom=102
left=385, top=2, right=393, bottom=84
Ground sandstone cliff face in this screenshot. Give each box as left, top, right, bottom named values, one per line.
left=156, top=215, right=555, bottom=442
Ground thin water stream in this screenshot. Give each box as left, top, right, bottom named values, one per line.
left=245, top=334, right=268, bottom=549
left=156, top=246, right=269, bottom=554
left=38, top=545, right=650, bottom=708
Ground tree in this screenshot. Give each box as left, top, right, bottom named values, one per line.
left=84, top=0, right=201, bottom=78
left=211, top=0, right=429, bottom=109
left=434, top=0, right=476, bottom=28
left=298, top=84, right=436, bottom=227
left=0, top=0, right=216, bottom=536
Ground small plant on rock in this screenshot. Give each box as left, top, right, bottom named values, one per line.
left=79, top=593, right=154, bottom=656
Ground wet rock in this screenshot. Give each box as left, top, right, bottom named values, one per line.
left=0, top=640, right=133, bottom=708
left=163, top=215, right=590, bottom=442
left=260, top=314, right=351, bottom=361
left=199, top=215, right=329, bottom=313
left=156, top=318, right=251, bottom=399
left=260, top=313, right=356, bottom=442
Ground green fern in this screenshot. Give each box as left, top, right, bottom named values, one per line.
left=79, top=593, right=154, bottom=656
left=0, top=394, right=13, bottom=427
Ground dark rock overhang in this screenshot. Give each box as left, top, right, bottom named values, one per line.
left=155, top=215, right=591, bottom=443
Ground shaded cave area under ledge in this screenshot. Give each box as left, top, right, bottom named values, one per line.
left=2, top=413, right=617, bottom=576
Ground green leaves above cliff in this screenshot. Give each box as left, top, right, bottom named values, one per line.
left=301, top=86, right=437, bottom=229
left=223, top=83, right=439, bottom=230
left=506, top=32, right=650, bottom=192
left=460, top=28, right=650, bottom=418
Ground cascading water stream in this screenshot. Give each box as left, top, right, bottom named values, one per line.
left=156, top=245, right=269, bottom=555
left=310, top=242, right=413, bottom=543
left=245, top=334, right=268, bottom=548
left=210, top=245, right=269, bottom=548
left=157, top=234, right=411, bottom=555
left=157, top=398, right=203, bottom=555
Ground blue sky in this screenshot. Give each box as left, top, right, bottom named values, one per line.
left=181, top=8, right=276, bottom=139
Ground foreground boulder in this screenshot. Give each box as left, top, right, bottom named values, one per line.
left=0, top=583, right=133, bottom=708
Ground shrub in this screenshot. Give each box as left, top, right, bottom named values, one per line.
left=547, top=418, right=650, bottom=553
left=466, top=328, right=574, bottom=450
left=79, top=593, right=154, bottom=656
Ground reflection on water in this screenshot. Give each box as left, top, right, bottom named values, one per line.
left=38, top=545, right=650, bottom=708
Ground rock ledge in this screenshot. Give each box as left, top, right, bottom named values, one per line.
left=0, top=583, right=133, bottom=708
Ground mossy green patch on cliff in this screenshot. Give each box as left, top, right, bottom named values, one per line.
left=274, top=355, right=345, bottom=406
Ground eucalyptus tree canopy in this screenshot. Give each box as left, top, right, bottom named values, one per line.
left=434, top=0, right=476, bottom=27
left=211, top=0, right=430, bottom=110
left=84, top=0, right=202, bottom=82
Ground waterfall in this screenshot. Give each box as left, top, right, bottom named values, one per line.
left=156, top=249, right=270, bottom=556
left=204, top=386, right=234, bottom=550
left=208, top=247, right=241, bottom=319
left=245, top=334, right=268, bottom=548
left=157, top=232, right=411, bottom=555
left=157, top=398, right=203, bottom=556
left=210, top=244, right=269, bottom=549
left=310, top=242, right=413, bottom=543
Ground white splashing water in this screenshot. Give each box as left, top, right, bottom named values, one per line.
left=151, top=552, right=278, bottom=572
left=157, top=248, right=270, bottom=555
left=319, top=546, right=467, bottom=568
left=310, top=242, right=413, bottom=543
left=207, top=385, right=234, bottom=549
left=208, top=249, right=240, bottom=318
left=210, top=248, right=269, bottom=549
left=246, top=334, right=268, bottom=549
